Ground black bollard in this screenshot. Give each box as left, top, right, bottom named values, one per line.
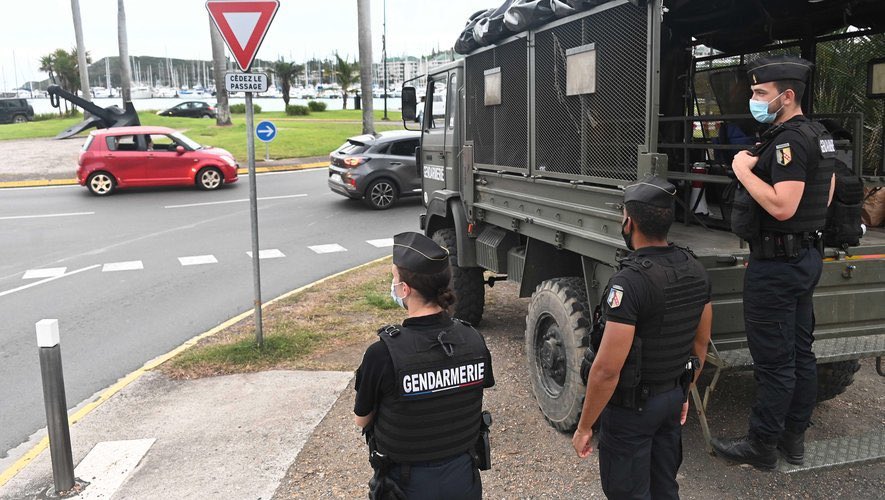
left=36, top=319, right=75, bottom=493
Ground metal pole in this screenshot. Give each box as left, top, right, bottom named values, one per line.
left=382, top=0, right=388, bottom=121
left=265, top=142, right=269, bottom=162
left=245, top=90, right=264, bottom=346
left=36, top=319, right=75, bottom=494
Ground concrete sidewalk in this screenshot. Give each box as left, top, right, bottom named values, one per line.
left=0, top=370, right=352, bottom=500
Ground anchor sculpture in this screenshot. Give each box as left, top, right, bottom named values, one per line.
left=47, top=85, right=140, bottom=139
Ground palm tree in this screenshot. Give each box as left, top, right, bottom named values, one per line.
left=117, top=0, right=132, bottom=102
left=333, top=53, right=359, bottom=110
left=271, top=59, right=303, bottom=107
left=70, top=0, right=92, bottom=101
left=209, top=18, right=232, bottom=126
left=356, top=0, right=375, bottom=134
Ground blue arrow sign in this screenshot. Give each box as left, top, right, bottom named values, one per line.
left=256, top=120, right=277, bottom=142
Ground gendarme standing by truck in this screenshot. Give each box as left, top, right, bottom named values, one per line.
left=400, top=0, right=885, bottom=472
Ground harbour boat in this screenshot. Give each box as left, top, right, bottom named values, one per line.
left=131, top=85, right=153, bottom=99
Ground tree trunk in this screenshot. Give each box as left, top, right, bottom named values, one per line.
left=356, top=0, right=375, bottom=135
left=117, top=0, right=132, bottom=102
left=209, top=17, right=232, bottom=125
left=282, top=77, right=290, bottom=107
left=70, top=0, right=92, bottom=103
left=342, top=91, right=348, bottom=110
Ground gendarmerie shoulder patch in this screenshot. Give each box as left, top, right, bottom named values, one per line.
left=398, top=359, right=487, bottom=398
left=607, top=284, right=624, bottom=309
left=776, top=143, right=792, bottom=166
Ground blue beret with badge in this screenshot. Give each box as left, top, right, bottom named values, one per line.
left=623, top=175, right=676, bottom=209
left=393, top=232, right=450, bottom=274
left=747, top=55, right=812, bottom=85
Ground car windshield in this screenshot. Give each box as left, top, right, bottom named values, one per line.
left=171, top=132, right=202, bottom=150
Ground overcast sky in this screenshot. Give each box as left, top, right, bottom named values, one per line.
left=0, top=0, right=485, bottom=87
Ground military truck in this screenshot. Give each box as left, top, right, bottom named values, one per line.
left=400, top=0, right=884, bottom=470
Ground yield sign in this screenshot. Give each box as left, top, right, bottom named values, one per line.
left=206, top=0, right=280, bottom=72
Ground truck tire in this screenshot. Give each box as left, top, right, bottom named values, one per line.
left=526, top=277, right=591, bottom=432
left=816, top=359, right=861, bottom=402
left=432, top=227, right=485, bottom=326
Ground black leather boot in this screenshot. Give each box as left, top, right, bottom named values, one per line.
left=711, top=435, right=777, bottom=470
left=778, top=430, right=805, bottom=465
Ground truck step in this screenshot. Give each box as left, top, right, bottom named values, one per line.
left=777, top=432, right=885, bottom=473
left=714, top=334, right=885, bottom=369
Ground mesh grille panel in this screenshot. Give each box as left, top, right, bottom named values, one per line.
left=535, top=3, right=648, bottom=181
left=465, top=39, right=529, bottom=170
left=815, top=33, right=884, bottom=175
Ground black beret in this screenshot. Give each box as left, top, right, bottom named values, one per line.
left=747, top=55, right=812, bottom=86
left=624, top=175, right=676, bottom=208
left=393, top=232, right=450, bottom=274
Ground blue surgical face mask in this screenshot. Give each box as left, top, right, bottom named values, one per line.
left=390, top=281, right=406, bottom=309
left=749, top=91, right=785, bottom=124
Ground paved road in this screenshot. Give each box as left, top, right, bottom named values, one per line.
left=0, top=168, right=423, bottom=459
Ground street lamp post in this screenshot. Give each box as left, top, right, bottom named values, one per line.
left=382, top=0, right=388, bottom=121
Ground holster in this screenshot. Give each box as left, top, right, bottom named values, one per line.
left=680, top=356, right=700, bottom=400
left=474, top=411, right=493, bottom=471
left=364, top=425, right=407, bottom=500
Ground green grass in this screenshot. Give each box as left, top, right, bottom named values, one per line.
left=0, top=109, right=405, bottom=161
left=171, top=326, right=323, bottom=370
left=160, top=258, right=403, bottom=377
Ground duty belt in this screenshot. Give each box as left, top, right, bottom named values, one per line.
left=608, top=377, right=681, bottom=410
left=752, top=231, right=821, bottom=260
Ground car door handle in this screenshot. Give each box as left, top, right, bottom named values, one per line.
left=390, top=162, right=403, bottom=166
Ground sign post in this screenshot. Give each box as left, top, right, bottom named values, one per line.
left=256, top=120, right=277, bottom=161
left=207, top=0, right=279, bottom=347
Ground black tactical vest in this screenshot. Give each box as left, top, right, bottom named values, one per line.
left=760, top=120, right=835, bottom=233
left=612, top=247, right=709, bottom=385
left=374, top=318, right=489, bottom=463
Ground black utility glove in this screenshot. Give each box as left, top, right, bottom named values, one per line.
left=580, top=347, right=596, bottom=385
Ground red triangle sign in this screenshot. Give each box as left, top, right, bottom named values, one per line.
left=206, top=0, right=280, bottom=72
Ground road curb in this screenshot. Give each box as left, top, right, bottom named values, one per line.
left=0, top=254, right=391, bottom=488
left=0, top=162, right=328, bottom=189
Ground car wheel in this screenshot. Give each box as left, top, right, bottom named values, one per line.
left=364, top=178, right=398, bottom=210
left=202, top=113, right=211, bottom=119
left=13, top=114, right=27, bottom=124
left=197, top=167, right=223, bottom=190
left=87, top=172, right=116, bottom=196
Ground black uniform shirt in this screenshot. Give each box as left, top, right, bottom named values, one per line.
left=603, top=246, right=712, bottom=327
left=354, top=312, right=496, bottom=417
left=756, top=116, right=812, bottom=186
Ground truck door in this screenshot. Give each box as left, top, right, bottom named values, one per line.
left=420, top=72, right=451, bottom=203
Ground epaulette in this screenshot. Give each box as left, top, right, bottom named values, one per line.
left=377, top=324, right=401, bottom=338
left=676, top=245, right=698, bottom=258
left=452, top=318, right=473, bottom=328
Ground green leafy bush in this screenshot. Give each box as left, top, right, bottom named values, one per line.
left=285, top=105, right=310, bottom=116
left=307, top=100, right=327, bottom=112
left=230, top=103, right=262, bottom=114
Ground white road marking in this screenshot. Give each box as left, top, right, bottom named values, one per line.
left=246, top=249, right=286, bottom=259
left=178, top=255, right=218, bottom=266
left=0, top=211, right=94, bottom=221
left=73, top=438, right=156, bottom=500
left=0, top=264, right=100, bottom=298
left=102, top=261, right=144, bottom=272
left=164, top=194, right=307, bottom=209
left=366, top=238, right=394, bottom=248
left=22, top=267, right=67, bottom=279
left=309, top=244, right=348, bottom=254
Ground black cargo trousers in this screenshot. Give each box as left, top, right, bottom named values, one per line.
left=743, top=247, right=823, bottom=443
left=598, top=387, right=685, bottom=500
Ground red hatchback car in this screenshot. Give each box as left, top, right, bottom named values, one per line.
left=77, top=126, right=239, bottom=196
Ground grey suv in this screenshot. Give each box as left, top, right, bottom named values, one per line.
left=327, top=130, right=421, bottom=209
left=0, top=98, right=34, bottom=124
